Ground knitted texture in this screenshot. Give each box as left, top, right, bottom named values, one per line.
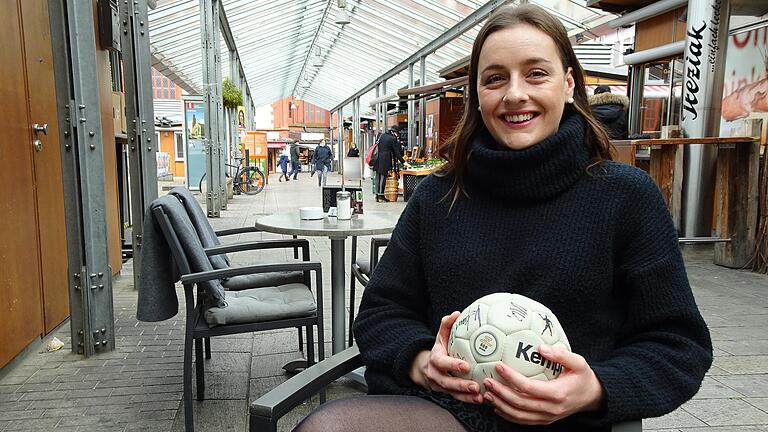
left=353, top=111, right=712, bottom=431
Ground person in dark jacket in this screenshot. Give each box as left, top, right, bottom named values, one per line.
left=294, top=4, right=711, bottom=432
left=310, top=139, right=333, bottom=186
left=277, top=148, right=290, bottom=182
left=374, top=128, right=404, bottom=202
left=288, top=143, right=301, bottom=180
left=347, top=143, right=360, bottom=157
left=589, top=85, right=629, bottom=140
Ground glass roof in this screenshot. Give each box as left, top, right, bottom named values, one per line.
left=148, top=0, right=617, bottom=114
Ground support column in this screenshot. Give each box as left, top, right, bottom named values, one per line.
left=354, top=98, right=361, bottom=154
left=338, top=107, right=345, bottom=172
left=680, top=0, right=731, bottom=236
left=50, top=0, right=115, bottom=356
left=382, top=80, right=387, bottom=131
left=407, top=63, right=415, bottom=149
left=120, top=0, right=158, bottom=291
left=200, top=0, right=222, bottom=217
left=419, top=56, right=427, bottom=152
left=374, top=84, right=381, bottom=141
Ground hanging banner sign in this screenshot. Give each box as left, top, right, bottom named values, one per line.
left=681, top=0, right=728, bottom=137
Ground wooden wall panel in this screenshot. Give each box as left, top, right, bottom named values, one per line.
left=93, top=0, right=122, bottom=275
left=21, top=0, right=70, bottom=332
left=635, top=7, right=686, bottom=52
left=0, top=0, right=44, bottom=368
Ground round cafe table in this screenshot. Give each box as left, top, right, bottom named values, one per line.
left=256, top=211, right=399, bottom=354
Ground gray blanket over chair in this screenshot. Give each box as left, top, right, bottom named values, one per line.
left=136, top=195, right=227, bottom=322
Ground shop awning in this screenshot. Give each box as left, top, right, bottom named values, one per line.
left=397, top=76, right=468, bottom=99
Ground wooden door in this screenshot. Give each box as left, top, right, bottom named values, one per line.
left=21, top=0, right=70, bottom=332
left=0, top=0, right=45, bottom=367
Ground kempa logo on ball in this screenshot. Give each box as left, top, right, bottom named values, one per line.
left=474, top=332, right=498, bottom=356
left=515, top=342, right=564, bottom=374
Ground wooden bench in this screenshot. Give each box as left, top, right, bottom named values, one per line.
left=616, top=137, right=759, bottom=268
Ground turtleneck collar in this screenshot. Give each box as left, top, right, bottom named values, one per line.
left=464, top=110, right=591, bottom=202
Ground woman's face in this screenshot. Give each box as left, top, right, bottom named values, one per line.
left=477, top=24, right=574, bottom=150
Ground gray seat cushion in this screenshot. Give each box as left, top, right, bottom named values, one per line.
left=222, top=270, right=304, bottom=291
left=204, top=283, right=316, bottom=326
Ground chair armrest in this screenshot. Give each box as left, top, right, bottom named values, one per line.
left=611, top=420, right=642, bottom=432
left=215, top=226, right=262, bottom=237
left=370, top=237, right=389, bottom=270
left=181, top=261, right=321, bottom=284
left=204, top=239, right=309, bottom=260
left=250, top=346, right=362, bottom=422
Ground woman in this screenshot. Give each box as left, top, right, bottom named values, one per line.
left=375, top=128, right=404, bottom=202
left=310, top=139, right=333, bottom=187
left=296, top=5, right=711, bottom=431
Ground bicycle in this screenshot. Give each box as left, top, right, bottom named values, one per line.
left=199, top=156, right=265, bottom=195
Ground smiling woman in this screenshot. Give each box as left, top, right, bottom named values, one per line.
left=294, top=4, right=713, bottom=432
left=476, top=26, right=574, bottom=151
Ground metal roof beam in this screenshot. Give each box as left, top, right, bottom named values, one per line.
left=219, top=2, right=253, bottom=105
left=332, top=0, right=511, bottom=111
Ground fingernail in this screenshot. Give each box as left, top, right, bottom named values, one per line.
left=468, top=383, right=479, bottom=393
left=484, top=379, right=493, bottom=391
left=474, top=394, right=483, bottom=403
left=485, top=393, right=494, bottom=402
left=539, top=344, right=551, bottom=353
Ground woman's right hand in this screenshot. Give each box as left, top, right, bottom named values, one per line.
left=409, top=312, right=483, bottom=404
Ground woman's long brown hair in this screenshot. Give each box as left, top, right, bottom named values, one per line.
left=435, top=4, right=614, bottom=207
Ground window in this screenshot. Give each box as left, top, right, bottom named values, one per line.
left=174, top=132, right=184, bottom=160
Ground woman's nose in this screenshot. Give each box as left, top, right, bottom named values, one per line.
left=504, top=78, right=528, bottom=104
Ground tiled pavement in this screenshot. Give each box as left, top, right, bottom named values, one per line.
left=1, top=171, right=768, bottom=432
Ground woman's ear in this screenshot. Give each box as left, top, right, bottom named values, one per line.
left=565, top=67, right=575, bottom=100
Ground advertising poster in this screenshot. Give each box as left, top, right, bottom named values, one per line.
left=720, top=25, right=768, bottom=137
left=243, top=131, right=268, bottom=177
left=237, top=105, right=246, bottom=142
left=184, top=98, right=206, bottom=190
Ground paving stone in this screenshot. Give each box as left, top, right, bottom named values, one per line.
left=41, top=407, right=87, bottom=417
left=683, top=398, right=768, bottom=426
left=715, top=375, right=768, bottom=397
left=691, top=377, right=743, bottom=399
left=1, top=409, right=43, bottom=421
left=643, top=407, right=708, bottom=429
left=193, top=372, right=248, bottom=399
left=3, top=417, right=60, bottom=430
left=713, top=355, right=768, bottom=375
left=745, top=398, right=768, bottom=413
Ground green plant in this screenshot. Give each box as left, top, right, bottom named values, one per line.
left=222, top=78, right=242, bottom=110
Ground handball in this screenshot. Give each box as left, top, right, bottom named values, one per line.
left=448, top=293, right=571, bottom=390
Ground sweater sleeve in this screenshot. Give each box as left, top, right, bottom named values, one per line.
left=352, top=187, right=436, bottom=388
left=583, top=171, right=712, bottom=426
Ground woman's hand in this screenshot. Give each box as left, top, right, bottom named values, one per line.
left=483, top=344, right=604, bottom=425
left=409, top=312, right=483, bottom=404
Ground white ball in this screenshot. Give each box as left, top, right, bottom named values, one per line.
left=448, top=293, right=571, bottom=391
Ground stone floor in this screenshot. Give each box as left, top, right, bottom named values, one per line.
left=1, top=170, right=767, bottom=432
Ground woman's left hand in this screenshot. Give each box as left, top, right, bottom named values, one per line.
left=483, top=344, right=604, bottom=425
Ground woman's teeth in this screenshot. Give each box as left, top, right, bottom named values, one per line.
left=504, top=113, right=534, bottom=123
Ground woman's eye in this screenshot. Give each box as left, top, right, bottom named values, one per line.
left=484, top=75, right=504, bottom=85
left=529, top=69, right=548, bottom=79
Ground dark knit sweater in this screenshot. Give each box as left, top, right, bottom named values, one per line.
left=352, top=111, right=712, bottom=431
